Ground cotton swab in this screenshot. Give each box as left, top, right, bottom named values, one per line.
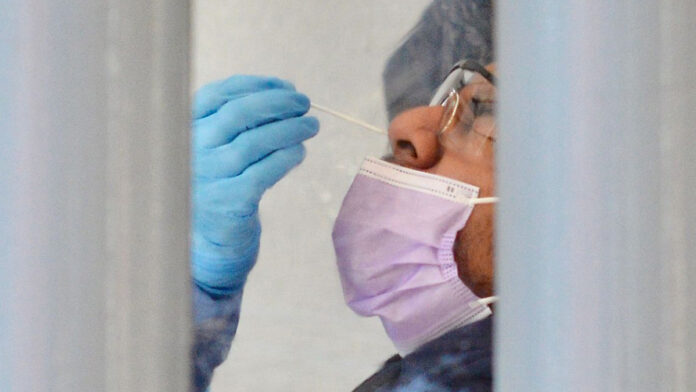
left=310, top=103, right=388, bottom=135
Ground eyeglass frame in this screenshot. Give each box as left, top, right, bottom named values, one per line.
left=429, top=60, right=496, bottom=106
left=429, top=60, right=497, bottom=143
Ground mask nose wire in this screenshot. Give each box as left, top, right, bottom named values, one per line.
left=310, top=103, right=388, bottom=135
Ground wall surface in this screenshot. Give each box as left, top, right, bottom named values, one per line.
left=193, top=1, right=431, bottom=390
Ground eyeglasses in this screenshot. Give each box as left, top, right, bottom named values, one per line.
left=430, top=60, right=497, bottom=153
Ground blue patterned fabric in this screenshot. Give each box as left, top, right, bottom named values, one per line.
left=192, top=286, right=243, bottom=392
left=354, top=317, right=492, bottom=392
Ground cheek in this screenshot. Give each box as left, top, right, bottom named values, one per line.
left=425, top=144, right=496, bottom=197
left=452, top=205, right=495, bottom=297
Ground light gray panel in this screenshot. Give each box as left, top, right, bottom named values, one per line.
left=1, top=2, right=110, bottom=390
left=659, top=1, right=696, bottom=390
left=0, top=1, right=191, bottom=391
left=104, top=1, right=192, bottom=391
left=497, top=1, right=695, bottom=391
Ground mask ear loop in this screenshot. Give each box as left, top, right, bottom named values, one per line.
left=476, top=296, right=498, bottom=307
left=468, top=197, right=499, bottom=206
left=468, top=296, right=498, bottom=313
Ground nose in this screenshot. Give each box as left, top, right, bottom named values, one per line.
left=387, top=106, right=443, bottom=169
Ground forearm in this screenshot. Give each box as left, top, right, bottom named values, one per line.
left=191, top=285, right=243, bottom=392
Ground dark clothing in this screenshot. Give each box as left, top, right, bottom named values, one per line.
left=354, top=317, right=493, bottom=392
left=192, top=287, right=242, bottom=392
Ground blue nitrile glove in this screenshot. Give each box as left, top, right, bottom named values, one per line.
left=192, top=75, right=319, bottom=295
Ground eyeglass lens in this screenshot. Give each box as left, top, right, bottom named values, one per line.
left=437, top=73, right=497, bottom=153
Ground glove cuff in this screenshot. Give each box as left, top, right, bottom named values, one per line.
left=194, top=279, right=244, bottom=297
left=191, top=250, right=256, bottom=295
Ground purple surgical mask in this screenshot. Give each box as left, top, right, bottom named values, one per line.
left=332, top=157, right=495, bottom=355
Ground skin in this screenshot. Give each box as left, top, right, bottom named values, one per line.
left=386, top=64, right=497, bottom=298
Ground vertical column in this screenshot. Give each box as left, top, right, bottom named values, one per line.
left=0, top=0, right=191, bottom=391
left=659, top=1, right=696, bottom=390
left=496, top=1, right=695, bottom=391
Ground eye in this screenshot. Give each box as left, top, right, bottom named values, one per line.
left=471, top=97, right=495, bottom=117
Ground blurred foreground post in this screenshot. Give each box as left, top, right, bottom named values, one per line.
left=0, top=1, right=192, bottom=391
left=497, top=1, right=696, bottom=391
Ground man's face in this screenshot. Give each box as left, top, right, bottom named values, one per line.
left=385, top=64, right=496, bottom=297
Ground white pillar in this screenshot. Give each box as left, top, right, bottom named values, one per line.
left=0, top=1, right=191, bottom=391
left=496, top=1, right=696, bottom=391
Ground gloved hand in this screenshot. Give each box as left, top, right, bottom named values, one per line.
left=191, top=75, right=319, bottom=295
